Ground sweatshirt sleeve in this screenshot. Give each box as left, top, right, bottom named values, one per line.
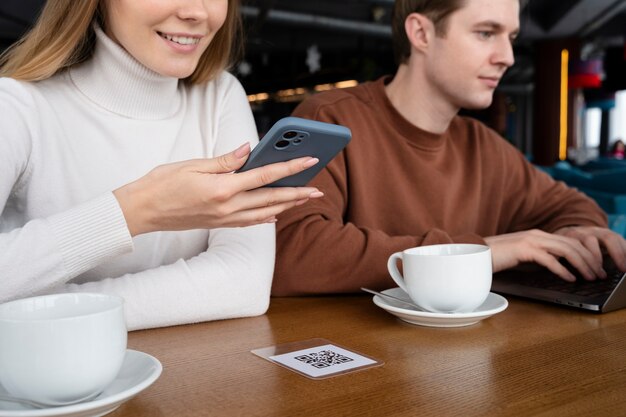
left=47, top=74, right=274, bottom=331
left=0, top=80, right=134, bottom=303
left=272, top=99, right=483, bottom=296
left=494, top=138, right=607, bottom=233
left=273, top=100, right=607, bottom=297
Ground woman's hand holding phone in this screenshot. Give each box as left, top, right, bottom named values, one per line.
left=113, top=142, right=324, bottom=237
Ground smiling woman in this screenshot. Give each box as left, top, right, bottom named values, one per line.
left=0, top=0, right=324, bottom=330
left=103, top=0, right=232, bottom=80
left=0, top=0, right=239, bottom=83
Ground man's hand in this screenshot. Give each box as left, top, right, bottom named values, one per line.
left=555, top=226, right=626, bottom=272
left=484, top=229, right=607, bottom=282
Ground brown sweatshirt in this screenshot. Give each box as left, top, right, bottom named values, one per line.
left=273, top=77, right=607, bottom=296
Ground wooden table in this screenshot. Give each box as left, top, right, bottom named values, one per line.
left=115, top=295, right=626, bottom=417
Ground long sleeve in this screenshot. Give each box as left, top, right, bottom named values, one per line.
left=274, top=166, right=424, bottom=296
left=273, top=146, right=482, bottom=296
left=0, top=81, right=134, bottom=302
left=47, top=74, right=274, bottom=331
left=492, top=142, right=607, bottom=233
left=272, top=79, right=607, bottom=296
left=273, top=97, right=485, bottom=296
left=57, top=223, right=274, bottom=331
left=1, top=32, right=274, bottom=330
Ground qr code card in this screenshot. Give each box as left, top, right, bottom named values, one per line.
left=252, top=338, right=382, bottom=379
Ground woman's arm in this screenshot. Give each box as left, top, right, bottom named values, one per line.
left=0, top=80, right=134, bottom=302
left=55, top=223, right=275, bottom=330
left=42, top=75, right=281, bottom=330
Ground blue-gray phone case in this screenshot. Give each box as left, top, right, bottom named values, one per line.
left=237, top=117, right=352, bottom=187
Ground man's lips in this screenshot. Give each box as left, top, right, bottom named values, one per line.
left=479, top=76, right=501, bottom=88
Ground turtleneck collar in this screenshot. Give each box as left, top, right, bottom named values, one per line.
left=69, top=26, right=181, bottom=120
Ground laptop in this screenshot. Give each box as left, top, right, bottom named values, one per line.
left=491, top=256, right=626, bottom=313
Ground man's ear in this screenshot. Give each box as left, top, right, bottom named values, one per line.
left=405, top=13, right=434, bottom=53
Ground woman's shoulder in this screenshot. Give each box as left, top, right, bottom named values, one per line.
left=0, top=78, right=44, bottom=127
left=0, top=77, right=37, bottom=105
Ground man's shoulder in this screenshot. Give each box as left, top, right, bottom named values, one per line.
left=293, top=79, right=382, bottom=120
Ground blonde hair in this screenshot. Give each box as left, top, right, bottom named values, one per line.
left=0, top=0, right=242, bottom=84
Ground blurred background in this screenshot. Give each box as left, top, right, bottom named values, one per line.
left=1, top=0, right=625, bottom=165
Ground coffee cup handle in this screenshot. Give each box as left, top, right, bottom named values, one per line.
left=387, top=252, right=409, bottom=294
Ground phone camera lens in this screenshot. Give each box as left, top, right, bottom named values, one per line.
left=283, top=131, right=297, bottom=139
left=293, top=138, right=302, bottom=144
left=275, top=139, right=290, bottom=149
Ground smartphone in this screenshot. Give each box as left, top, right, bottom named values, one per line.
left=237, top=116, right=351, bottom=187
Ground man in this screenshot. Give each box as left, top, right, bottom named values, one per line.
left=273, top=0, right=626, bottom=295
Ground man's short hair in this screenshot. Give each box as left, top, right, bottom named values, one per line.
left=391, top=0, right=467, bottom=65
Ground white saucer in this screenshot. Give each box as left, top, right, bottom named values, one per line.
left=0, top=350, right=162, bottom=417
left=372, top=288, right=508, bottom=328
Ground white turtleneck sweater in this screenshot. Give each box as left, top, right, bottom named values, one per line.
left=0, top=28, right=274, bottom=330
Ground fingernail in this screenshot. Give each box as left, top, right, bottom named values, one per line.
left=309, top=191, right=324, bottom=198
left=266, top=217, right=277, bottom=223
left=303, top=157, right=319, bottom=169
left=295, top=198, right=310, bottom=206
left=234, top=142, right=251, bottom=159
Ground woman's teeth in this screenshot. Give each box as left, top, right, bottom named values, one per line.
left=159, top=33, right=200, bottom=45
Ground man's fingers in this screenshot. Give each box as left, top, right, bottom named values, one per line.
left=600, top=231, right=626, bottom=271
left=487, top=229, right=602, bottom=281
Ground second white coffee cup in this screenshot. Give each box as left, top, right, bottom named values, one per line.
left=387, top=244, right=492, bottom=313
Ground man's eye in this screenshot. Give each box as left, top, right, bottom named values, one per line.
left=477, top=31, right=493, bottom=40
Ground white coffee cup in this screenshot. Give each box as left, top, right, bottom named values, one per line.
left=387, top=244, right=492, bottom=313
left=0, top=293, right=127, bottom=406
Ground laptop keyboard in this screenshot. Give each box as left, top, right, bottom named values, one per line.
left=519, top=261, right=624, bottom=298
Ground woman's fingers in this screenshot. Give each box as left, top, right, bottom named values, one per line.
left=114, top=148, right=327, bottom=234
left=190, top=143, right=252, bottom=174
left=218, top=198, right=321, bottom=228
left=223, top=186, right=324, bottom=215
left=233, top=157, right=320, bottom=190
left=189, top=147, right=320, bottom=190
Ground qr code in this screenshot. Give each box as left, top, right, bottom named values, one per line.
left=294, top=350, right=354, bottom=369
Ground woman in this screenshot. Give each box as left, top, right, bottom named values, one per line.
left=0, top=0, right=323, bottom=330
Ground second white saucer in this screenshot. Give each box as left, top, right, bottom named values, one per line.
left=372, top=287, right=508, bottom=328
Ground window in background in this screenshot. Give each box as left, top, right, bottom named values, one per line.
left=610, top=90, right=626, bottom=145
left=584, top=107, right=602, bottom=148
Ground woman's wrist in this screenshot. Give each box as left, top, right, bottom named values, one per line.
left=113, top=180, right=152, bottom=237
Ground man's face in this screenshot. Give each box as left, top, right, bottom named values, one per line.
left=424, top=0, right=519, bottom=110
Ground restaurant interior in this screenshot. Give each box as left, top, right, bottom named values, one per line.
left=5, top=0, right=624, bottom=221
left=6, top=0, right=626, bottom=198
left=1, top=1, right=626, bottom=416
left=2, top=0, right=624, bottom=157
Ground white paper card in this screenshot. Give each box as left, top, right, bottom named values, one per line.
left=269, top=343, right=377, bottom=378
